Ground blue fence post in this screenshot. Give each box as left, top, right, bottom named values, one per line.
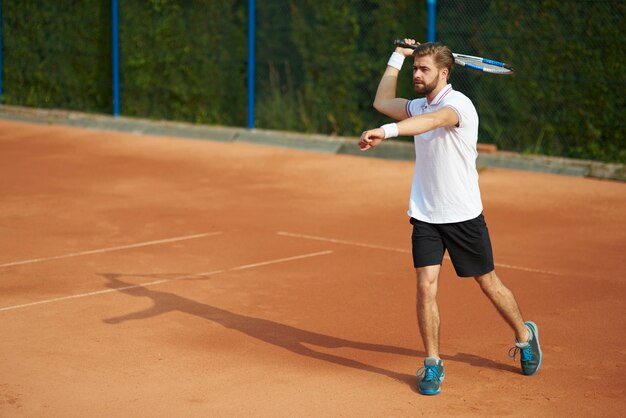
left=427, top=0, right=437, bottom=42
left=247, top=0, right=255, bottom=129
left=112, top=0, right=120, bottom=116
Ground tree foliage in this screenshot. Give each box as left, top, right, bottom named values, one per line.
left=3, top=0, right=111, bottom=112
left=2, top=0, right=623, bottom=162
left=440, top=0, right=625, bottom=162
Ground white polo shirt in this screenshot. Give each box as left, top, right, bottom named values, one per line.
left=405, top=84, right=483, bottom=224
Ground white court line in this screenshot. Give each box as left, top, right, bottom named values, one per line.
left=227, top=250, right=333, bottom=271
left=276, top=231, right=561, bottom=276
left=0, top=232, right=223, bottom=268
left=0, top=250, right=333, bottom=312
left=276, top=231, right=411, bottom=254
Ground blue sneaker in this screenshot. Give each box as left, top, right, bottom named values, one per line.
left=417, top=357, right=444, bottom=395
left=509, top=321, right=542, bottom=376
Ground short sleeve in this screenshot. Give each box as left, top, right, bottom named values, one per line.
left=440, top=94, right=478, bottom=129
left=406, top=99, right=426, bottom=118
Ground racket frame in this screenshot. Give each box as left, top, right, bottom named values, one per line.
left=393, top=40, right=514, bottom=75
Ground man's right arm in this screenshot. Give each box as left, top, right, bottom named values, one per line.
left=372, top=40, right=418, bottom=121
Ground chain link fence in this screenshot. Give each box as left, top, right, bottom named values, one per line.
left=253, top=0, right=423, bottom=135
left=2, top=1, right=624, bottom=162
left=437, top=1, right=624, bottom=161
left=2, top=1, right=111, bottom=113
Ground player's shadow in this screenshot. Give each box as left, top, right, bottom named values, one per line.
left=99, top=273, right=516, bottom=391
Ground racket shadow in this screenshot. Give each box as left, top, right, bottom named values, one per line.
left=98, top=273, right=515, bottom=389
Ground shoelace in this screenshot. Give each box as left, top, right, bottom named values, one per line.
left=508, top=345, right=533, bottom=362
left=417, top=365, right=443, bottom=382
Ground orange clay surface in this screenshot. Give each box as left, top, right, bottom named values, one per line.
left=1, top=119, right=625, bottom=417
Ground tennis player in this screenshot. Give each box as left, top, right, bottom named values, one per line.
left=359, top=40, right=542, bottom=395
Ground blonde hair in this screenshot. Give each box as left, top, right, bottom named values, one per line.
left=413, top=42, right=455, bottom=77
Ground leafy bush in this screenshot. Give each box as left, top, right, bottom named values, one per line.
left=2, top=0, right=623, bottom=162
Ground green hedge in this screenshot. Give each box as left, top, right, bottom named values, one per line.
left=3, top=0, right=111, bottom=112
left=2, top=0, right=624, bottom=163
left=440, top=0, right=625, bottom=162
left=118, top=0, right=246, bottom=125
left=254, top=0, right=421, bottom=135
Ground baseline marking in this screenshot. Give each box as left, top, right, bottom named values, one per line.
left=0, top=232, right=223, bottom=268
left=276, top=231, right=561, bottom=276
left=0, top=250, right=333, bottom=312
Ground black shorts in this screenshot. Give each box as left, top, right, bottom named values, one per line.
left=410, top=213, right=494, bottom=277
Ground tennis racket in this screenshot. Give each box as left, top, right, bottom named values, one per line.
left=393, top=39, right=514, bottom=75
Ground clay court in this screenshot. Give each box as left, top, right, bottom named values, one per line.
left=1, top=119, right=625, bottom=417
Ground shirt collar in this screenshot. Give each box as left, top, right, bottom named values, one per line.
left=428, top=84, right=453, bottom=106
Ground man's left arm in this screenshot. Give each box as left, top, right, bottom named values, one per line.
left=359, top=107, right=459, bottom=151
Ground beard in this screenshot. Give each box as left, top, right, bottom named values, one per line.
left=413, top=77, right=439, bottom=96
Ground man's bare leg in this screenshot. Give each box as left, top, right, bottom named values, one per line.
left=474, top=270, right=530, bottom=343
left=416, top=265, right=442, bottom=358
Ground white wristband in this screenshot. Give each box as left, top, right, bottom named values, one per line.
left=381, top=123, right=399, bottom=139
left=387, top=52, right=405, bottom=71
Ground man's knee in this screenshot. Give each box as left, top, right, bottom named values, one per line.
left=474, top=270, right=500, bottom=293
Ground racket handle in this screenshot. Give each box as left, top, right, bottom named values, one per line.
left=393, top=39, right=418, bottom=50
